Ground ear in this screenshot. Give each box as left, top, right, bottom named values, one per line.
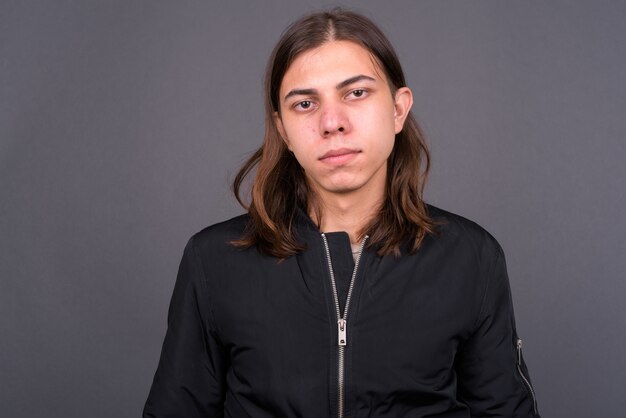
left=274, top=111, right=290, bottom=149
left=393, top=87, right=413, bottom=134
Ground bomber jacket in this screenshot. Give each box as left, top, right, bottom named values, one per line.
left=143, top=206, right=540, bottom=417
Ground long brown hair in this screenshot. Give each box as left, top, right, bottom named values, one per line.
left=232, top=9, right=437, bottom=258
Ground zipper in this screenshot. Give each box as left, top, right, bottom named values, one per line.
left=516, top=338, right=538, bottom=415
left=321, top=233, right=368, bottom=418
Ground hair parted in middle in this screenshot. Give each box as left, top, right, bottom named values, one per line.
left=233, top=8, right=437, bottom=258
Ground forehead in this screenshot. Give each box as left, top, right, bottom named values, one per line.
left=280, top=40, right=386, bottom=92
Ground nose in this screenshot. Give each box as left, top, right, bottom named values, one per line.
left=319, top=103, right=350, bottom=137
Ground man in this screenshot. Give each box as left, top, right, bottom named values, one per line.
left=144, top=9, right=539, bottom=417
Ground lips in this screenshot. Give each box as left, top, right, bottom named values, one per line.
left=319, top=148, right=361, bottom=164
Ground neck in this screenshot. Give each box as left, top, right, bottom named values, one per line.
left=309, top=186, right=384, bottom=245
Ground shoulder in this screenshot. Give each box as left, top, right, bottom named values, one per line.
left=426, top=204, right=504, bottom=261
left=178, top=214, right=269, bottom=285
left=193, top=213, right=249, bottom=241
left=186, top=213, right=251, bottom=255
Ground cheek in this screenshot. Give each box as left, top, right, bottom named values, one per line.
left=361, top=107, right=396, bottom=139
left=284, top=121, right=318, bottom=150
left=361, top=97, right=395, bottom=123
left=283, top=117, right=317, bottom=139
left=284, top=132, right=316, bottom=167
left=369, top=115, right=397, bottom=158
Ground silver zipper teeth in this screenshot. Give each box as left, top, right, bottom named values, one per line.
left=516, top=338, right=538, bottom=415
left=321, top=233, right=368, bottom=418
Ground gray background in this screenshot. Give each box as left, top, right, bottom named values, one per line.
left=1, top=1, right=624, bottom=417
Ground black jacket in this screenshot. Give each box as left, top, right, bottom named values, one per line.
left=143, top=206, right=539, bottom=417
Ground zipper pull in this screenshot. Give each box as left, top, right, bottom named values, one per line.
left=338, top=319, right=347, bottom=346
left=516, top=338, right=523, bottom=364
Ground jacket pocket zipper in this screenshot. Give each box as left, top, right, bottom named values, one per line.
left=321, top=234, right=368, bottom=418
left=516, top=338, right=538, bottom=415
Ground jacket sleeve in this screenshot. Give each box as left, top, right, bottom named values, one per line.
left=143, top=235, right=228, bottom=418
left=456, top=246, right=540, bottom=417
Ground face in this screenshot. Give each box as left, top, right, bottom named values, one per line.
left=275, top=40, right=413, bottom=202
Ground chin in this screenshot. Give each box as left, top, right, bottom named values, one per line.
left=309, top=173, right=370, bottom=195
left=323, top=182, right=363, bottom=194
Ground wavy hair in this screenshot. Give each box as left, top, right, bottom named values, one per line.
left=232, top=9, right=437, bottom=258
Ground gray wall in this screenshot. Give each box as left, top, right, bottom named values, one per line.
left=2, top=1, right=624, bottom=417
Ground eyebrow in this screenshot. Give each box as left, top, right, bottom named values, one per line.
left=283, top=74, right=376, bottom=102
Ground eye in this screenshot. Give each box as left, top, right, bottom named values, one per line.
left=298, top=101, right=311, bottom=109
left=347, top=89, right=368, bottom=99
left=294, top=100, right=315, bottom=111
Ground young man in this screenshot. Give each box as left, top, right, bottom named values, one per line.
left=144, top=9, right=540, bottom=418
